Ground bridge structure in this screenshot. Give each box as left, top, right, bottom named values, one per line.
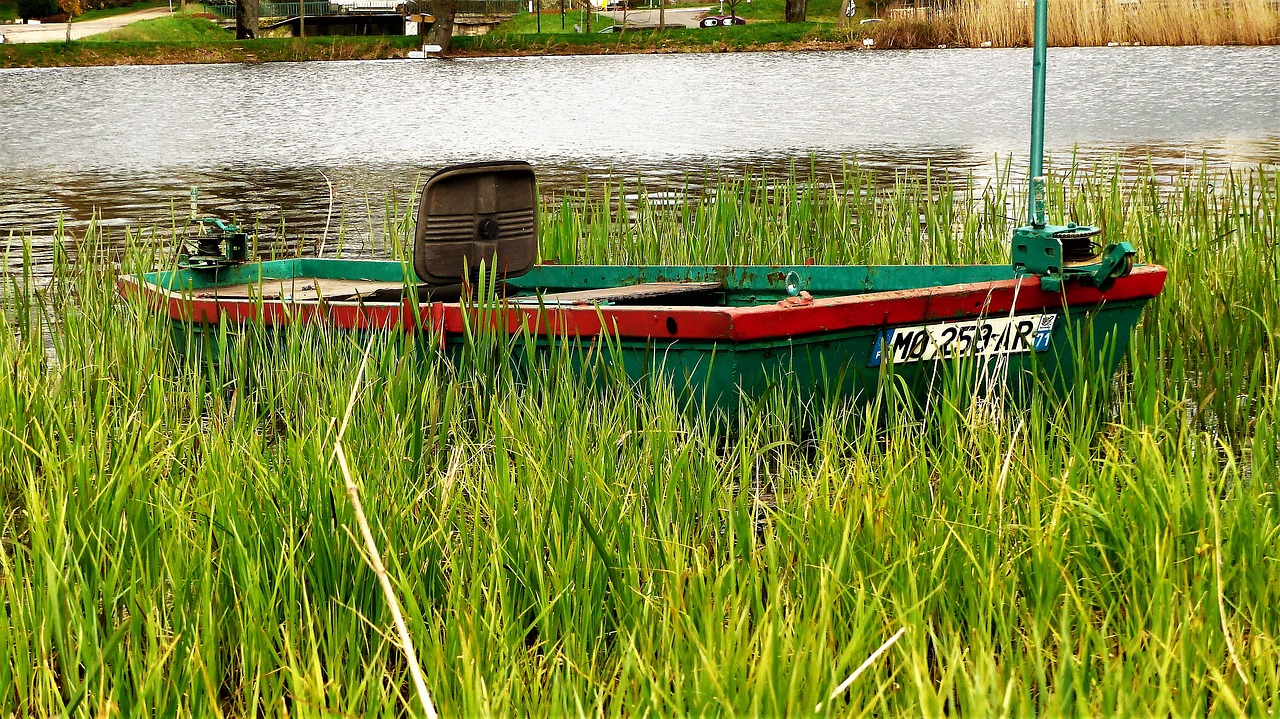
left=208, top=0, right=523, bottom=37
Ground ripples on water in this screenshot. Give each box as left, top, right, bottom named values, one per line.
left=1, top=46, right=1278, bottom=273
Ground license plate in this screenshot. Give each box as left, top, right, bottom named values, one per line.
left=868, top=313, right=1057, bottom=367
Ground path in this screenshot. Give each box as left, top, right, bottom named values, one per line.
left=598, top=6, right=709, bottom=28
left=1, top=6, right=172, bottom=44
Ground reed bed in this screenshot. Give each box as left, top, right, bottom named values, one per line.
left=1, top=162, right=1278, bottom=716
left=869, top=0, right=1280, bottom=47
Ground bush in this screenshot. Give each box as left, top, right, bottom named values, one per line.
left=17, top=0, right=60, bottom=18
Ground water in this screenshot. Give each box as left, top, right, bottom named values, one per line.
left=2, top=46, right=1278, bottom=258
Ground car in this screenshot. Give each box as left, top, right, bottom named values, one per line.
left=699, top=14, right=746, bottom=27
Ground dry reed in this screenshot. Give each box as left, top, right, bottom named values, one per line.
left=871, top=0, right=1280, bottom=47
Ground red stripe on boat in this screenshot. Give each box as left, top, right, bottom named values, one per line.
left=119, top=265, right=1167, bottom=343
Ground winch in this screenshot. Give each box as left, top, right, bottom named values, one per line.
left=1009, top=2, right=1135, bottom=293
left=1012, top=216, right=1135, bottom=292
left=179, top=188, right=249, bottom=270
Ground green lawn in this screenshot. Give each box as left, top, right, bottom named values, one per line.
left=75, top=0, right=167, bottom=23
left=464, top=18, right=842, bottom=51
left=82, top=14, right=230, bottom=41
left=0, top=0, right=18, bottom=21
left=709, top=0, right=845, bottom=22
left=489, top=0, right=870, bottom=41
left=490, top=9, right=615, bottom=34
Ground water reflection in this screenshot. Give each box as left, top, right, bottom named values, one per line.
left=1, top=46, right=1278, bottom=271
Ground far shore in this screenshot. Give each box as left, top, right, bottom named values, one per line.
left=2, top=32, right=1276, bottom=70
left=3, top=3, right=1278, bottom=71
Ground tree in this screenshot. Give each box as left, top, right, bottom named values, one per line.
left=236, top=0, right=258, bottom=38
left=837, top=0, right=854, bottom=25
left=58, top=0, right=81, bottom=42
left=784, top=0, right=805, bottom=21
left=424, top=0, right=459, bottom=54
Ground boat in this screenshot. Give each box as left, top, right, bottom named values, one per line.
left=118, top=1, right=1168, bottom=409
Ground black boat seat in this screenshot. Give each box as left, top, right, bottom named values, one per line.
left=414, top=161, right=539, bottom=287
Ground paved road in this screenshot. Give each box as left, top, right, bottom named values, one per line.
left=1, top=6, right=173, bottom=44
left=598, top=6, right=710, bottom=28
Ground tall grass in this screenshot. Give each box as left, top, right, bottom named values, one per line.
left=1, top=161, right=1277, bottom=715
left=870, top=0, right=1280, bottom=47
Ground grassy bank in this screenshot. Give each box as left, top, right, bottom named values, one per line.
left=86, top=14, right=230, bottom=41
left=75, top=0, right=167, bottom=23
left=489, top=10, right=617, bottom=34
left=0, top=20, right=854, bottom=67
left=4, top=0, right=1277, bottom=69
left=458, top=20, right=846, bottom=55
left=2, top=161, right=1278, bottom=715
left=0, top=31, right=420, bottom=66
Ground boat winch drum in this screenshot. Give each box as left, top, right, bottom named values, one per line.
left=414, top=161, right=539, bottom=286
left=1056, top=223, right=1104, bottom=265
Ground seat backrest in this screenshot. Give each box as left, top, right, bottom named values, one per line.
left=414, top=161, right=539, bottom=286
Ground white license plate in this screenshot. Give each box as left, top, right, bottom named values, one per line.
left=868, top=313, right=1057, bottom=367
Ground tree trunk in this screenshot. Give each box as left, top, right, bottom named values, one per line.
left=783, top=0, right=805, bottom=22
left=424, top=0, right=457, bottom=53
left=837, top=0, right=852, bottom=25
left=235, top=0, right=258, bottom=38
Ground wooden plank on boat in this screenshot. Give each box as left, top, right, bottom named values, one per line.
left=513, top=282, right=724, bottom=306
left=194, top=278, right=407, bottom=303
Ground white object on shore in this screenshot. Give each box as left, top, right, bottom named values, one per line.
left=980, top=39, right=992, bottom=47
left=862, top=37, right=874, bottom=46
left=1107, top=41, right=1119, bottom=46
left=28, top=18, right=41, bottom=24
left=408, top=44, right=443, bottom=59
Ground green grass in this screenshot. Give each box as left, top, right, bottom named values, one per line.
left=0, top=32, right=418, bottom=66
left=0, top=0, right=18, bottom=21
left=83, top=14, right=229, bottom=41
left=491, top=9, right=616, bottom=34
left=74, top=0, right=166, bottom=23
left=709, top=0, right=846, bottom=23
left=462, top=18, right=841, bottom=51
left=2, top=160, right=1278, bottom=715
left=488, top=0, right=862, bottom=42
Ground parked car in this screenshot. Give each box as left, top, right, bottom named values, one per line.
left=699, top=14, right=746, bottom=27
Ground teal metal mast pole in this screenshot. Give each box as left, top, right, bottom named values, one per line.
left=1011, top=0, right=1136, bottom=290
left=1028, top=0, right=1048, bottom=227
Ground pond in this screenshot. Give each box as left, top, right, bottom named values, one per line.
left=1, top=45, right=1277, bottom=262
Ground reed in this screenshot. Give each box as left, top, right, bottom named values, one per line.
left=1, top=161, right=1277, bottom=716
left=869, top=0, right=1280, bottom=47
